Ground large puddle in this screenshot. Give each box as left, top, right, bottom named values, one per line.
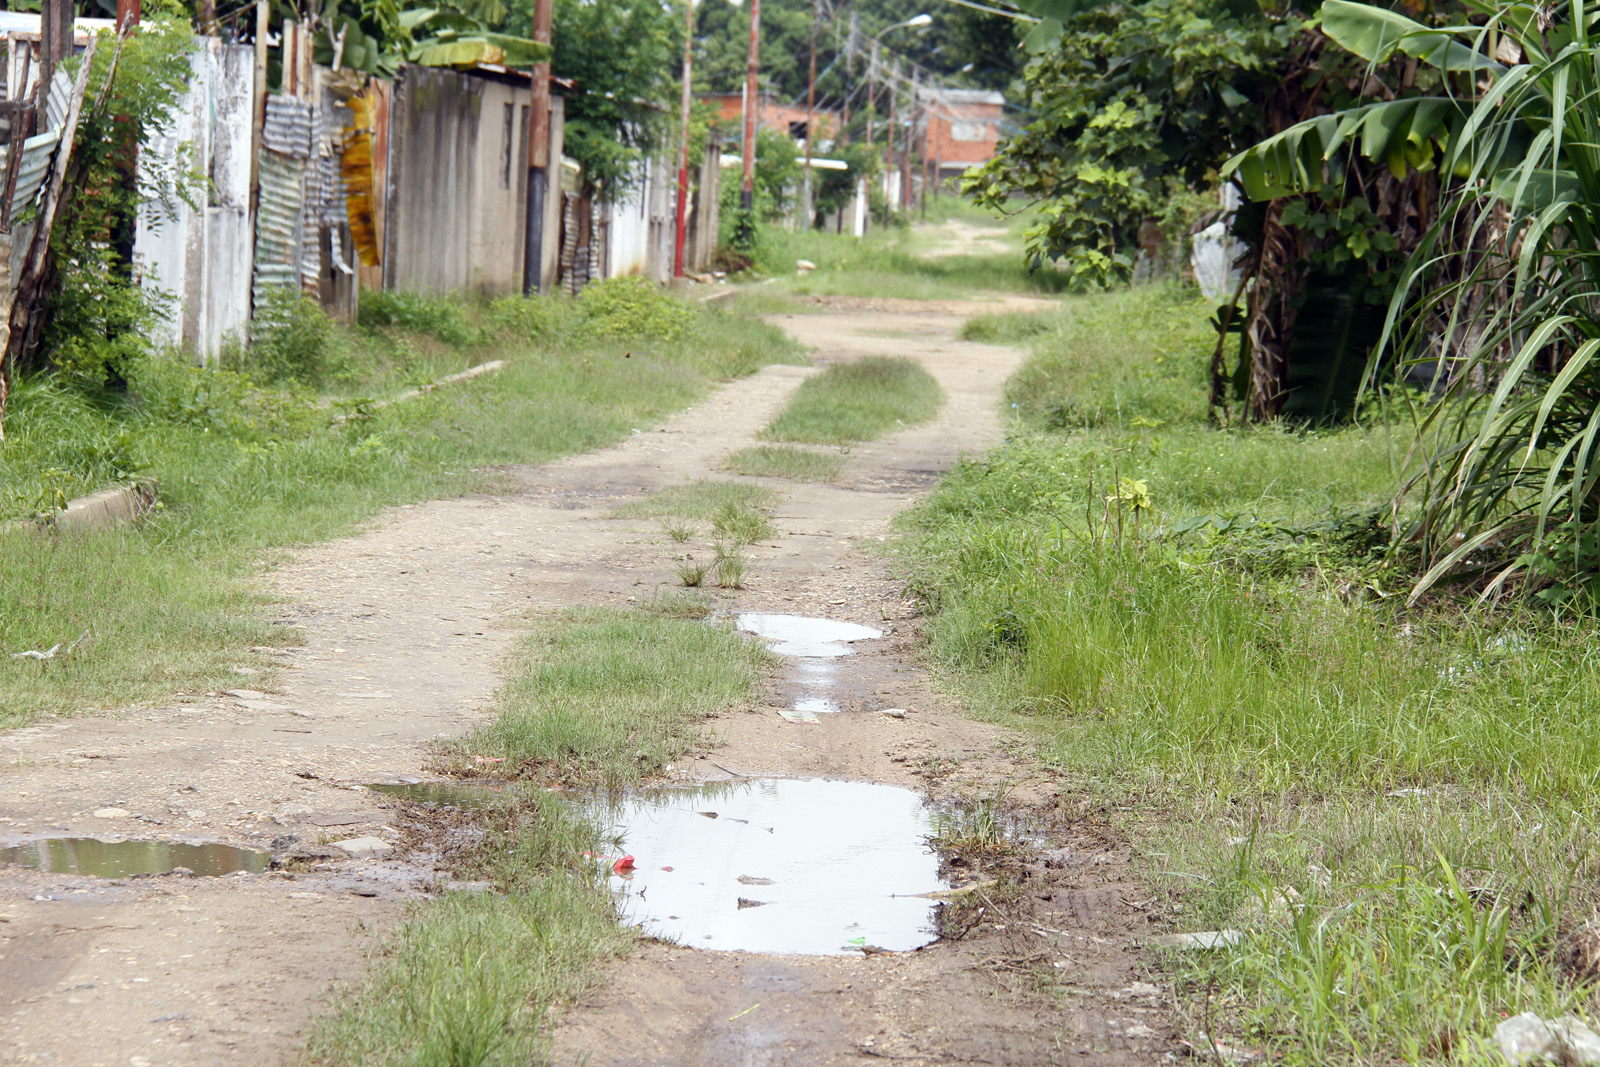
left=0, top=838, right=271, bottom=878
left=593, top=778, right=945, bottom=955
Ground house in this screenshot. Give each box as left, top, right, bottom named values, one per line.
left=917, top=87, right=1004, bottom=179
left=699, top=91, right=837, bottom=147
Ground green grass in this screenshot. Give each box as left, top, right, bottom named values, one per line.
left=436, top=608, right=773, bottom=787
left=764, top=357, right=944, bottom=446
left=903, top=283, right=1600, bottom=1064
left=611, top=478, right=774, bottom=522
left=0, top=285, right=804, bottom=726
left=302, top=793, right=625, bottom=1067
left=722, top=443, right=846, bottom=482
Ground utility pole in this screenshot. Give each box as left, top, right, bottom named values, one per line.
left=673, top=0, right=693, bottom=278
left=522, top=0, right=554, bottom=295
left=903, top=66, right=917, bottom=219
left=802, top=0, right=817, bottom=231
left=740, top=0, right=761, bottom=213
left=883, top=56, right=897, bottom=227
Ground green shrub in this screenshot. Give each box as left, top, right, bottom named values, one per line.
left=485, top=294, right=573, bottom=344
left=359, top=290, right=479, bottom=347
left=575, top=276, right=698, bottom=344
left=243, top=288, right=350, bottom=385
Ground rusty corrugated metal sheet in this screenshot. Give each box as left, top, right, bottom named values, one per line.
left=11, top=129, right=57, bottom=215
left=261, top=94, right=312, bottom=159
left=341, top=88, right=380, bottom=267
left=43, top=70, right=68, bottom=132
left=252, top=151, right=303, bottom=309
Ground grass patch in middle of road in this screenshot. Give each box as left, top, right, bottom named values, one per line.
left=438, top=608, right=774, bottom=786
left=723, top=443, right=846, bottom=483
left=763, top=356, right=943, bottom=446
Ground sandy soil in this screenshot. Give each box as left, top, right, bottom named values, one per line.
left=0, top=294, right=1173, bottom=1066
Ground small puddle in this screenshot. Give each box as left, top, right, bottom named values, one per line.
left=365, top=782, right=512, bottom=808
left=593, top=778, right=946, bottom=955
left=736, top=614, right=882, bottom=658
left=737, top=613, right=883, bottom=719
left=0, top=838, right=270, bottom=878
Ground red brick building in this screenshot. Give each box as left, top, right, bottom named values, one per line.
left=700, top=92, right=838, bottom=147
left=917, top=88, right=1005, bottom=178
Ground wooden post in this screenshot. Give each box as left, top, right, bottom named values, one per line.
left=739, top=0, right=759, bottom=212
left=521, top=0, right=552, bottom=295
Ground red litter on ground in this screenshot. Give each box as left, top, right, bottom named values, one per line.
left=473, top=756, right=506, bottom=765
left=660, top=866, right=674, bottom=872
left=613, top=854, right=636, bottom=875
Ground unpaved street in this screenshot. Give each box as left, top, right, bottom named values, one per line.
left=1, top=293, right=1170, bottom=1065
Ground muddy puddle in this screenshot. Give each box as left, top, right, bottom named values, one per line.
left=0, top=838, right=270, bottom=878
left=737, top=614, right=882, bottom=720
left=592, top=777, right=946, bottom=955
left=366, top=781, right=512, bottom=808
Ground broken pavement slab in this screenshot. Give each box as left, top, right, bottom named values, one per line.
left=1148, top=929, right=1245, bottom=951
left=330, top=835, right=394, bottom=859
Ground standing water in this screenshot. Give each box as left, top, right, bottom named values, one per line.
left=593, top=778, right=946, bottom=955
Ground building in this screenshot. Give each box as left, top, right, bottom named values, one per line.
left=917, top=88, right=1005, bottom=179
left=699, top=91, right=837, bottom=147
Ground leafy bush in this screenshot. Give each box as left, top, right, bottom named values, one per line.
left=485, top=294, right=573, bottom=344
left=359, top=290, right=480, bottom=347
left=575, top=277, right=697, bottom=345
left=242, top=288, right=351, bottom=386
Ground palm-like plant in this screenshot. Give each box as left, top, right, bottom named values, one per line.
left=1228, top=0, right=1600, bottom=602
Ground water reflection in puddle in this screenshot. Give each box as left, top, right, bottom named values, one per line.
left=366, top=781, right=511, bottom=808
left=593, top=777, right=945, bottom=955
left=0, top=838, right=270, bottom=878
left=736, top=614, right=882, bottom=658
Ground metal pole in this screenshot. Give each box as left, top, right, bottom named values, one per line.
left=801, top=0, right=816, bottom=231
left=673, top=0, right=693, bottom=277
left=522, top=0, right=553, bottom=295
left=902, top=66, right=916, bottom=218
left=866, top=39, right=878, bottom=148
left=740, top=0, right=760, bottom=212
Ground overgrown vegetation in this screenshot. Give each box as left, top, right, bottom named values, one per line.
left=764, top=356, right=943, bottom=446
left=906, top=285, right=1600, bottom=1064
left=0, top=284, right=802, bottom=724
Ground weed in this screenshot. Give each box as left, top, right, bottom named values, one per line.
left=576, top=276, right=698, bottom=345
left=358, top=291, right=480, bottom=348
left=639, top=589, right=712, bottom=619
left=661, top=520, right=696, bottom=543
left=243, top=288, right=351, bottom=385
left=710, top=501, right=777, bottom=545
left=721, top=444, right=845, bottom=483
left=764, top=356, right=944, bottom=446
left=712, top=542, right=746, bottom=589
left=675, top=560, right=709, bottom=587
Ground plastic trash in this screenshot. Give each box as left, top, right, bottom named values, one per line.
left=613, top=854, right=636, bottom=874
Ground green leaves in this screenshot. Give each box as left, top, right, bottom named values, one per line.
left=1320, top=0, right=1504, bottom=73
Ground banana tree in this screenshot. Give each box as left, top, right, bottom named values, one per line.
left=1226, top=0, right=1600, bottom=602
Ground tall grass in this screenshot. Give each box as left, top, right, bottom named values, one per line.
left=904, top=283, right=1600, bottom=1063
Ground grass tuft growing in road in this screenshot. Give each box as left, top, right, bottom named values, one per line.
left=437, top=608, right=774, bottom=786
left=763, top=356, right=943, bottom=446
left=722, top=443, right=845, bottom=483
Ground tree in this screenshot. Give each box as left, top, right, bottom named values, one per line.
left=1228, top=0, right=1600, bottom=601
left=505, top=0, right=679, bottom=198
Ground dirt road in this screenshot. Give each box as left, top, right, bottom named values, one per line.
left=0, top=292, right=1170, bottom=1066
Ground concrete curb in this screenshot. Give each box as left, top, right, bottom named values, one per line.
left=331, top=360, right=507, bottom=425
left=3, top=478, right=159, bottom=536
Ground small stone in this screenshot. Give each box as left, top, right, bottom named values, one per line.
left=331, top=835, right=393, bottom=859
left=92, top=808, right=130, bottom=819
left=168, top=867, right=195, bottom=877
left=1496, top=1013, right=1600, bottom=1066
left=223, top=689, right=265, bottom=699
left=879, top=707, right=908, bottom=718
left=287, top=891, right=321, bottom=900
left=795, top=258, right=817, bottom=272
left=1149, top=929, right=1245, bottom=951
